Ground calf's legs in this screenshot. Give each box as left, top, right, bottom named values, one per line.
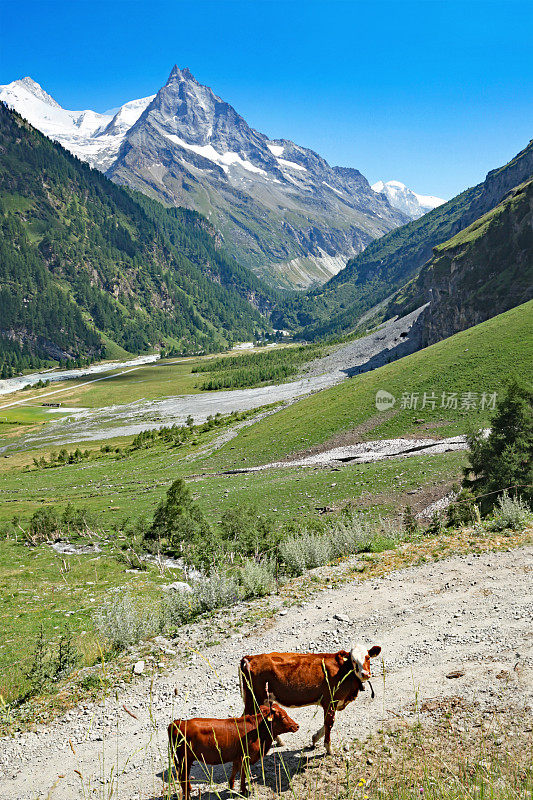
left=312, top=705, right=336, bottom=755
left=170, top=743, right=192, bottom=800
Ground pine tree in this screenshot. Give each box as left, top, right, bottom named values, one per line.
left=463, top=380, right=533, bottom=511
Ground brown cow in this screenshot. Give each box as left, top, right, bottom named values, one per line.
left=239, top=643, right=381, bottom=755
left=168, top=702, right=299, bottom=798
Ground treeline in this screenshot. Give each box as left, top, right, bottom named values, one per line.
left=0, top=103, right=277, bottom=367
left=193, top=343, right=326, bottom=390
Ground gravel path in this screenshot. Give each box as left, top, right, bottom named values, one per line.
left=1, top=546, right=531, bottom=800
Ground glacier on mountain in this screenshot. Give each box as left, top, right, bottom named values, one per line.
left=371, top=179, right=445, bottom=219
left=0, top=77, right=154, bottom=170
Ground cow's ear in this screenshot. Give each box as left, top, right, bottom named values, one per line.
left=368, top=645, right=381, bottom=658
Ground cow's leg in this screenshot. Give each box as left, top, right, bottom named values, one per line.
left=177, top=750, right=192, bottom=800
left=311, top=724, right=325, bottom=747
left=169, top=738, right=190, bottom=800
left=229, top=757, right=241, bottom=791
left=323, top=707, right=336, bottom=756
left=240, top=757, right=250, bottom=796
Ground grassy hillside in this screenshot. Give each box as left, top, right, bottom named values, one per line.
left=206, top=301, right=533, bottom=469
left=0, top=103, right=276, bottom=373
left=281, top=139, right=533, bottom=339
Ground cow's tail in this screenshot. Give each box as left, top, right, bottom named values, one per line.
left=239, top=657, right=252, bottom=709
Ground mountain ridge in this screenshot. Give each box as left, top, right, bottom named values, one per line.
left=289, top=137, right=533, bottom=338
left=371, top=179, right=445, bottom=219
left=1, top=69, right=417, bottom=289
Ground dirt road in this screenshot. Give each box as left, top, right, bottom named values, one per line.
left=1, top=546, right=531, bottom=800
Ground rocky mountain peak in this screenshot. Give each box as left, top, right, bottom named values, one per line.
left=167, top=65, right=197, bottom=84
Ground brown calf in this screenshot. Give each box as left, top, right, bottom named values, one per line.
left=168, top=702, right=299, bottom=798
left=239, top=643, right=381, bottom=754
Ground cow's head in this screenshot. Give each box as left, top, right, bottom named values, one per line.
left=263, top=702, right=299, bottom=736
left=349, top=643, right=381, bottom=682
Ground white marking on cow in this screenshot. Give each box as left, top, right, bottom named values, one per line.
left=350, top=643, right=371, bottom=682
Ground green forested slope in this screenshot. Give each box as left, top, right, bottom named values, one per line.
left=0, top=103, right=275, bottom=373
left=280, top=139, right=533, bottom=339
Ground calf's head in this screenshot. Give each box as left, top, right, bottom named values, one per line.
left=262, top=702, right=299, bottom=736
left=349, top=643, right=381, bottom=682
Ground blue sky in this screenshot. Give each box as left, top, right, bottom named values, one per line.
left=1, top=0, right=532, bottom=198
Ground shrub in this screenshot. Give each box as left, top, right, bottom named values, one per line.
left=240, top=558, right=276, bottom=597
left=219, top=503, right=281, bottom=558
left=329, top=516, right=376, bottom=557
left=92, top=594, right=158, bottom=650
left=488, top=491, right=532, bottom=531
left=160, top=588, right=195, bottom=628
left=280, top=531, right=332, bottom=575
left=116, top=516, right=151, bottom=570
left=446, top=488, right=478, bottom=527
left=161, top=571, right=240, bottom=629
left=27, top=507, right=60, bottom=544
left=194, top=572, right=240, bottom=613
left=25, top=625, right=51, bottom=691
left=54, top=626, right=77, bottom=678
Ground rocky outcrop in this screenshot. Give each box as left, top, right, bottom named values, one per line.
left=407, top=178, right=533, bottom=346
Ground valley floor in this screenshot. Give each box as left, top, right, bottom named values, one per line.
left=1, top=544, right=531, bottom=799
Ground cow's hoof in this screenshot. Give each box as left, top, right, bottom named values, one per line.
left=325, top=745, right=334, bottom=756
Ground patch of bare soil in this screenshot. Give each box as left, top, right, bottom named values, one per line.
left=343, top=479, right=458, bottom=518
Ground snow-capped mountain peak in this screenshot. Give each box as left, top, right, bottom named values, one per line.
left=13, top=76, right=61, bottom=108
left=0, top=76, right=154, bottom=171
left=101, top=95, right=155, bottom=137
left=0, top=67, right=440, bottom=288
left=372, top=179, right=445, bottom=219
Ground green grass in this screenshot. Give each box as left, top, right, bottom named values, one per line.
left=0, top=538, right=184, bottom=704
left=1, top=305, right=530, bottom=712
left=0, top=447, right=465, bottom=707
left=190, top=450, right=466, bottom=525
left=203, top=301, right=533, bottom=470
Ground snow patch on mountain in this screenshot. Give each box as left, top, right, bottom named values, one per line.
left=164, top=133, right=267, bottom=175
left=278, top=157, right=306, bottom=171
left=372, top=179, right=445, bottom=219
left=267, top=143, right=284, bottom=157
